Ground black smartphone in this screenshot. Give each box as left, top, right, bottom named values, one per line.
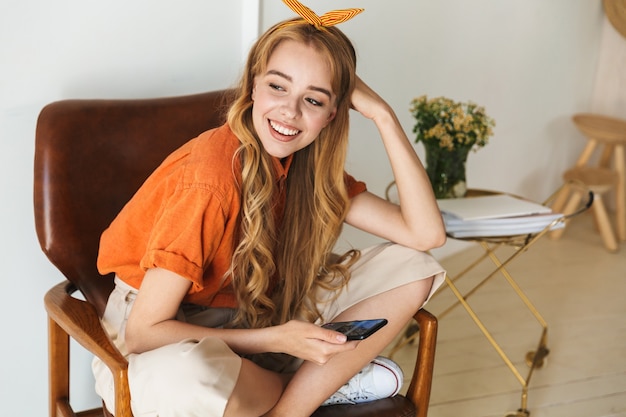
left=322, top=318, right=388, bottom=340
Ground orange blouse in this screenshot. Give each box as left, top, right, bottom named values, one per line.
left=97, top=124, right=366, bottom=308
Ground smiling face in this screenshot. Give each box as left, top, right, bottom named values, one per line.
left=251, top=40, right=337, bottom=159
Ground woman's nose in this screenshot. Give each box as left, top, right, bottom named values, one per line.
left=280, top=97, right=301, bottom=119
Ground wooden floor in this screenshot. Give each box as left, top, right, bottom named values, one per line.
left=386, top=212, right=626, bottom=417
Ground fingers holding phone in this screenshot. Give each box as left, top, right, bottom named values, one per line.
left=322, top=318, right=388, bottom=341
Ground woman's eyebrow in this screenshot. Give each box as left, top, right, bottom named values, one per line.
left=266, top=69, right=332, bottom=100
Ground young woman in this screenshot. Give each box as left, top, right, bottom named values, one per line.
left=92, top=6, right=446, bottom=417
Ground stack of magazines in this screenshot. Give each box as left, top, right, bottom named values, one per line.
left=437, top=194, right=565, bottom=238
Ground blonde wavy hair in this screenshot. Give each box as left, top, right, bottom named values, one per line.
left=226, top=19, right=360, bottom=329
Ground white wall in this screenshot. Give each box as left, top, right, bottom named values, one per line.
left=0, top=1, right=603, bottom=415
left=0, top=1, right=247, bottom=415
left=263, top=0, right=604, bottom=256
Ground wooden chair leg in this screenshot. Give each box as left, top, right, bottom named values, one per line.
left=48, top=316, right=70, bottom=417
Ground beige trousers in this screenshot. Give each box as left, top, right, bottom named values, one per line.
left=92, top=242, right=445, bottom=417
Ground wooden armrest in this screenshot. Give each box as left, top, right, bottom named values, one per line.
left=45, top=280, right=132, bottom=417
left=406, top=308, right=438, bottom=417
left=44, top=280, right=127, bottom=371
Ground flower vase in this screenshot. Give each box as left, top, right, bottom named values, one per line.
left=423, top=143, right=470, bottom=199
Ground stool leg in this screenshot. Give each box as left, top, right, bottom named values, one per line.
left=575, top=139, right=599, bottom=166
left=550, top=191, right=581, bottom=240
left=550, top=183, right=571, bottom=214
left=592, top=194, right=619, bottom=252
left=614, top=145, right=625, bottom=241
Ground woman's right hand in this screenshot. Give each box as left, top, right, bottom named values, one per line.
left=125, top=268, right=358, bottom=363
left=270, top=320, right=359, bottom=365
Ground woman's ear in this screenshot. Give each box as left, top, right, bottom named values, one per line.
left=251, top=78, right=258, bottom=101
left=325, top=108, right=337, bottom=126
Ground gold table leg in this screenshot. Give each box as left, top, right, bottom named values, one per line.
left=443, top=250, right=549, bottom=417
left=390, top=232, right=552, bottom=416
left=387, top=185, right=591, bottom=416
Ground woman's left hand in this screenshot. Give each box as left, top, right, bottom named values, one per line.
left=350, top=76, right=392, bottom=122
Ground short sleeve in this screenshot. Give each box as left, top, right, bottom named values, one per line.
left=97, top=125, right=242, bottom=301
left=344, top=172, right=367, bottom=198
left=140, top=184, right=232, bottom=293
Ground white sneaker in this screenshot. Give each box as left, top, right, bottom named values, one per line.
left=321, top=356, right=404, bottom=406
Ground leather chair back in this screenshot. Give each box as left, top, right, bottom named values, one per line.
left=34, top=90, right=234, bottom=315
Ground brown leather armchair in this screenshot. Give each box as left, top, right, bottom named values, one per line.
left=35, top=89, right=438, bottom=417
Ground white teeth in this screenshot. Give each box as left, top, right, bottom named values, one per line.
left=270, top=120, right=300, bottom=136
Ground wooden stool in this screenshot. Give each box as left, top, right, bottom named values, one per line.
left=550, top=113, right=626, bottom=252
left=551, top=168, right=619, bottom=251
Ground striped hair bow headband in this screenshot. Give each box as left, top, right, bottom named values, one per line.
left=281, top=0, right=364, bottom=30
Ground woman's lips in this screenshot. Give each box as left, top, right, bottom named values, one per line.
left=269, top=119, right=301, bottom=137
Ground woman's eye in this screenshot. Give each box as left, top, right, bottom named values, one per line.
left=306, top=97, right=323, bottom=107
left=269, top=83, right=284, bottom=91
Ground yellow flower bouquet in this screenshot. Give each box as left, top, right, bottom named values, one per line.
left=410, top=96, right=495, bottom=198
